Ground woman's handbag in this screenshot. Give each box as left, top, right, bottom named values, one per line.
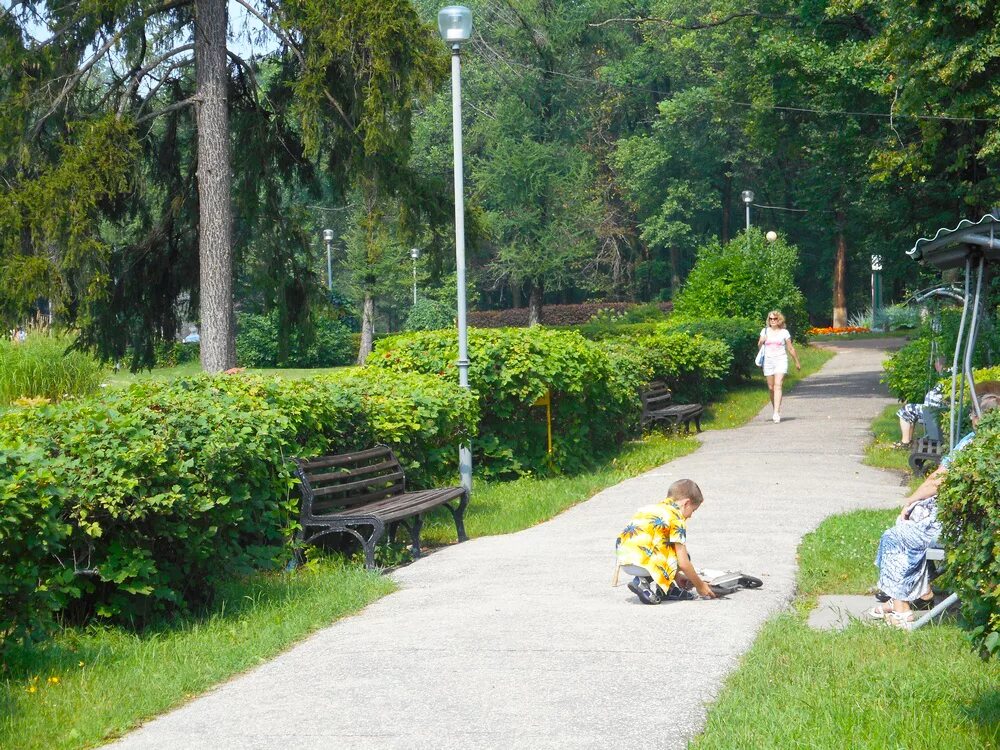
left=755, top=346, right=766, bottom=367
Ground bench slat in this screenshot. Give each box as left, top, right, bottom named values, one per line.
left=311, top=487, right=466, bottom=522
left=306, top=459, right=400, bottom=484
left=299, top=446, right=393, bottom=471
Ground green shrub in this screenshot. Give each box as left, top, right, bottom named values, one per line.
left=882, top=309, right=1000, bottom=403
left=153, top=341, right=199, bottom=368
left=0, top=335, right=105, bottom=406
left=405, top=299, right=455, bottom=331
left=369, top=327, right=637, bottom=477
left=673, top=229, right=809, bottom=342
left=937, top=408, right=1000, bottom=657
left=574, top=320, right=663, bottom=341
left=236, top=310, right=354, bottom=368
left=0, top=371, right=476, bottom=648
left=661, top=316, right=759, bottom=382
left=0, top=449, right=72, bottom=646
left=634, top=327, right=731, bottom=402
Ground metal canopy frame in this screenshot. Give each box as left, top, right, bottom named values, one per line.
left=907, top=212, right=1000, bottom=444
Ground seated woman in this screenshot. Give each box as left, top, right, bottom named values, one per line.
left=871, top=392, right=1000, bottom=627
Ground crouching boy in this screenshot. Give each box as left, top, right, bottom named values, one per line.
left=615, top=478, right=716, bottom=605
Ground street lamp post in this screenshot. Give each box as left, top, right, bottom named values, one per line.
left=871, top=254, right=883, bottom=331
left=410, top=247, right=421, bottom=304
left=322, top=228, right=335, bottom=292
left=438, top=5, right=474, bottom=495
left=741, top=190, right=754, bottom=232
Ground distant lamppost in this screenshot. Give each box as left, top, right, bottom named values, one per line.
left=438, top=4, right=473, bottom=495
left=322, top=228, right=335, bottom=292
left=741, top=190, right=754, bottom=232
left=871, top=254, right=883, bottom=331
left=410, top=247, right=421, bottom=304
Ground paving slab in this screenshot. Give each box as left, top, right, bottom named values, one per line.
left=808, top=595, right=881, bottom=631
left=106, top=341, right=906, bottom=750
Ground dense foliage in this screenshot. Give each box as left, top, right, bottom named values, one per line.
left=404, top=298, right=454, bottom=331
left=882, top=309, right=1000, bottom=403
left=673, top=230, right=809, bottom=341
left=235, top=311, right=354, bottom=368
left=369, top=328, right=638, bottom=477
left=0, top=335, right=105, bottom=406
left=661, top=317, right=759, bottom=383
left=937, top=409, right=1000, bottom=657
left=0, top=372, right=476, bottom=648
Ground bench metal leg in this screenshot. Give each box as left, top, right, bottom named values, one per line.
left=446, top=491, right=470, bottom=543
left=911, top=592, right=959, bottom=630
left=403, top=515, right=424, bottom=559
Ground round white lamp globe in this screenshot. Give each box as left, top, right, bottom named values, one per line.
left=765, top=230, right=778, bottom=242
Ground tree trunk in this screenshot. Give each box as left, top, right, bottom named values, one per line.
left=832, top=212, right=848, bottom=328
left=527, top=281, right=543, bottom=326
left=669, top=245, right=681, bottom=300
left=195, top=0, right=234, bottom=372
left=511, top=282, right=522, bottom=309
left=357, top=292, right=374, bottom=364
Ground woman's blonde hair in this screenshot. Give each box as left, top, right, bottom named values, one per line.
left=766, top=310, right=786, bottom=328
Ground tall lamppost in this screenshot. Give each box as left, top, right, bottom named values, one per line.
left=322, top=228, right=335, bottom=292
left=438, top=4, right=473, bottom=495
left=410, top=247, right=421, bottom=304
left=871, top=254, right=883, bottom=331
left=741, top=190, right=754, bottom=232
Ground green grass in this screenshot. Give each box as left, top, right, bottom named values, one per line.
left=864, top=403, right=912, bottom=473
left=692, top=412, right=1000, bottom=749
left=0, top=560, right=394, bottom=750
left=0, top=336, right=106, bottom=406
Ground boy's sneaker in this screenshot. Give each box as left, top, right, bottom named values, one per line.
left=664, top=584, right=696, bottom=601
left=628, top=577, right=661, bottom=605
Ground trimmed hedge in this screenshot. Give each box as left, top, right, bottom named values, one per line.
left=937, top=408, right=1000, bottom=657
left=467, top=301, right=672, bottom=328
left=0, top=371, right=476, bottom=648
left=369, top=327, right=639, bottom=477
left=661, top=317, right=759, bottom=383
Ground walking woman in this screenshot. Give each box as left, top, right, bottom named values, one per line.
left=758, top=310, right=801, bottom=423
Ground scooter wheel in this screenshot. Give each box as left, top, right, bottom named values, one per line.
left=738, top=575, right=763, bottom=589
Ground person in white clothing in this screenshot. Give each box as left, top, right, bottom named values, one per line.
left=758, top=310, right=801, bottom=423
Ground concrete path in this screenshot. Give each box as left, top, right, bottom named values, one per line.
left=108, top=341, right=906, bottom=750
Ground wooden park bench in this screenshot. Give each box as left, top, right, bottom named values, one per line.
left=293, top=445, right=469, bottom=569
left=908, top=405, right=945, bottom=476
left=640, top=380, right=704, bottom=434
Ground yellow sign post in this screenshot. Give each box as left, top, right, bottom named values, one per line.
left=531, top=389, right=553, bottom=454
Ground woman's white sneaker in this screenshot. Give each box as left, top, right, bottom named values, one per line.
left=772, top=413, right=781, bottom=423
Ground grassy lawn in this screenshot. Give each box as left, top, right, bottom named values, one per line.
left=0, top=344, right=835, bottom=749
left=0, top=561, right=393, bottom=750
left=691, top=399, right=1000, bottom=750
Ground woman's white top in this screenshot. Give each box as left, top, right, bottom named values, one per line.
left=760, top=327, right=791, bottom=362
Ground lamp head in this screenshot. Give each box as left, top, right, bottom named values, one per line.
left=765, top=230, right=778, bottom=242
left=741, top=189, right=754, bottom=205
left=871, top=254, right=883, bottom=271
left=438, top=5, right=473, bottom=44
left=322, top=229, right=335, bottom=242
left=411, top=247, right=421, bottom=260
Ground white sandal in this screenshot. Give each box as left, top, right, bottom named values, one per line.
left=890, top=610, right=914, bottom=630
left=865, top=604, right=893, bottom=620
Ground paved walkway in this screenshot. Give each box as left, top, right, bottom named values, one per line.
left=108, top=342, right=905, bottom=750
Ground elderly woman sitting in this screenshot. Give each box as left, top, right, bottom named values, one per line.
left=870, top=392, right=1000, bottom=628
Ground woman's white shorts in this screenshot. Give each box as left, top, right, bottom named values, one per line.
left=763, top=358, right=788, bottom=377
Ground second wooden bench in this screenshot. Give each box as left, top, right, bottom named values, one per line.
left=640, top=380, right=704, bottom=434
left=294, top=445, right=469, bottom=569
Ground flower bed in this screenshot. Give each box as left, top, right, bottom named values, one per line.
left=807, top=326, right=871, bottom=335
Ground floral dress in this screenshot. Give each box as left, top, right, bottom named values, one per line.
left=616, top=499, right=687, bottom=593
left=875, top=431, right=974, bottom=600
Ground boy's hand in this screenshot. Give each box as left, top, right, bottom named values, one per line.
left=696, top=583, right=717, bottom=599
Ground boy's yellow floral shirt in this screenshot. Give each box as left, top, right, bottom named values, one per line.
left=615, top=498, right=687, bottom=593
